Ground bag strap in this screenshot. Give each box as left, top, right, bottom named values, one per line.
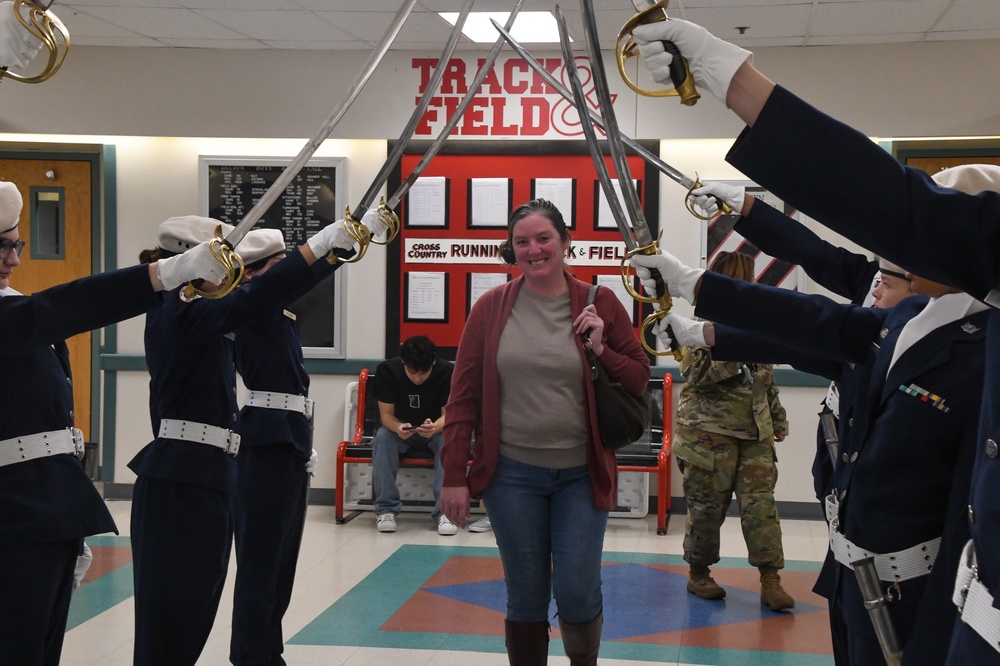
left=582, top=284, right=600, bottom=380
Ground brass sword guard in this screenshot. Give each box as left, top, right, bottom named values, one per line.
left=181, top=225, right=245, bottom=300
left=371, top=197, right=400, bottom=246
left=0, top=0, right=69, bottom=84
left=621, top=241, right=684, bottom=359
left=325, top=206, right=371, bottom=265
left=616, top=0, right=699, bottom=105
left=684, top=174, right=734, bottom=221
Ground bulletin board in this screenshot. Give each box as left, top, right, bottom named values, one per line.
left=384, top=140, right=661, bottom=360
left=199, top=156, right=348, bottom=359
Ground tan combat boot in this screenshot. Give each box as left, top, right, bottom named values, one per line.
left=759, top=567, right=795, bottom=611
left=687, top=567, right=726, bottom=600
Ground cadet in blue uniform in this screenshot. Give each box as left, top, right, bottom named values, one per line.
left=692, top=184, right=912, bottom=504
left=131, top=214, right=379, bottom=666
left=634, top=231, right=985, bottom=664
left=0, top=182, right=227, bottom=665
left=229, top=227, right=344, bottom=665
left=631, top=19, right=1000, bottom=662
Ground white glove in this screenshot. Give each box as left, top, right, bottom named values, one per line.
left=0, top=1, right=42, bottom=69
left=630, top=251, right=704, bottom=305
left=306, top=219, right=354, bottom=257
left=73, top=542, right=93, bottom=590
left=156, top=240, right=230, bottom=290
left=305, top=448, right=318, bottom=476
left=654, top=313, right=707, bottom=348
left=690, top=182, right=745, bottom=217
left=361, top=209, right=389, bottom=239
left=632, top=20, right=752, bottom=106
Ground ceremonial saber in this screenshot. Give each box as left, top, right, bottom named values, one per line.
left=346, top=0, right=476, bottom=226
left=555, top=9, right=635, bottom=252
left=491, top=19, right=729, bottom=219
left=181, top=0, right=418, bottom=298
left=384, top=0, right=527, bottom=214
left=556, top=3, right=678, bottom=358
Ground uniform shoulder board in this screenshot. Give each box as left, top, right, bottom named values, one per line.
left=283, top=309, right=296, bottom=321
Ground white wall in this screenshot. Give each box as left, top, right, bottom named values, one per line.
left=3, top=39, right=996, bottom=505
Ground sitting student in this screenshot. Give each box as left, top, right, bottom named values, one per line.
left=372, top=335, right=455, bottom=535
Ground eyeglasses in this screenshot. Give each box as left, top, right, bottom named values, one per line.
left=0, top=239, right=25, bottom=259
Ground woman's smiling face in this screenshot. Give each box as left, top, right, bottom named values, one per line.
left=511, top=212, right=569, bottom=287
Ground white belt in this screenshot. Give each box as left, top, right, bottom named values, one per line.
left=826, top=492, right=939, bottom=582
left=953, top=540, right=1000, bottom=654
left=0, top=427, right=84, bottom=468
left=158, top=419, right=240, bottom=456
left=244, top=390, right=314, bottom=419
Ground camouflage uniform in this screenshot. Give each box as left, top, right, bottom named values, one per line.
left=675, top=342, right=789, bottom=570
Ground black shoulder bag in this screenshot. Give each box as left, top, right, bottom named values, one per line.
left=582, top=285, right=650, bottom=450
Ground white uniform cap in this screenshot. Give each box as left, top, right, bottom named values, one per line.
left=237, top=228, right=286, bottom=265
left=0, top=182, right=23, bottom=233
left=157, top=215, right=233, bottom=254
left=877, top=258, right=907, bottom=279
left=931, top=164, right=1000, bottom=195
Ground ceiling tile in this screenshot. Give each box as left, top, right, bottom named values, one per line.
left=191, top=9, right=355, bottom=42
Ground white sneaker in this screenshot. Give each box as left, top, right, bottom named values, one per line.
left=376, top=514, right=397, bottom=533
left=468, top=516, right=492, bottom=533
left=437, top=515, right=458, bottom=536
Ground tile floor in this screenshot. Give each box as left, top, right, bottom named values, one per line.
left=60, top=501, right=835, bottom=665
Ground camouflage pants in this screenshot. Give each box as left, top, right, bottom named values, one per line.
left=676, top=427, right=784, bottom=569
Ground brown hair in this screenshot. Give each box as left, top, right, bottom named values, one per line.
left=498, top=198, right=570, bottom=265
left=709, top=251, right=755, bottom=283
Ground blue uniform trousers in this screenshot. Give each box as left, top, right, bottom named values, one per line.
left=0, top=539, right=78, bottom=666
left=131, top=476, right=233, bottom=666
left=231, top=444, right=309, bottom=666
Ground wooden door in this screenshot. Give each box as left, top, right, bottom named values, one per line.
left=0, top=159, right=94, bottom=440
left=906, top=155, right=1000, bottom=176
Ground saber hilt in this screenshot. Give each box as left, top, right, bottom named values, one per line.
left=1, top=0, right=68, bottom=85
left=617, top=0, right=699, bottom=105
left=180, top=226, right=245, bottom=300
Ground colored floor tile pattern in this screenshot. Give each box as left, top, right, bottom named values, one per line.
left=289, top=544, right=834, bottom=664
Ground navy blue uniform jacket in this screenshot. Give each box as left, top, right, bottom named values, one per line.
left=698, top=271, right=984, bottom=664
left=2, top=264, right=160, bottom=543
left=131, top=251, right=316, bottom=495
left=724, top=84, right=1000, bottom=628
left=234, top=259, right=341, bottom=457
left=736, top=201, right=879, bottom=501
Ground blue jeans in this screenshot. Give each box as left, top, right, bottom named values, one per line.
left=483, top=455, right=608, bottom=624
left=372, top=427, right=444, bottom=520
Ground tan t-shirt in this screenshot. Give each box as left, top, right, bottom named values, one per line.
left=496, top=287, right=588, bottom=469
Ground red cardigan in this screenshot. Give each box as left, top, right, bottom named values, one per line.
left=441, top=272, right=651, bottom=510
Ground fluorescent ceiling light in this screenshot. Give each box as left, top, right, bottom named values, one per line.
left=439, top=11, right=566, bottom=44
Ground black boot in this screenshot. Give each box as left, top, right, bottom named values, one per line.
left=505, top=619, right=549, bottom=666
left=559, top=611, right=603, bottom=666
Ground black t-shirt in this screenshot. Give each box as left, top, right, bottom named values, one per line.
left=374, top=357, right=453, bottom=426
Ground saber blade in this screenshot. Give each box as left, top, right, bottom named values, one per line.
left=490, top=19, right=695, bottom=191
left=387, top=0, right=527, bottom=211
left=223, top=0, right=418, bottom=249
left=554, top=6, right=635, bottom=252
left=350, top=0, right=476, bottom=221
left=578, top=0, right=654, bottom=247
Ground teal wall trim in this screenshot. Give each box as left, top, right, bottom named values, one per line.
left=649, top=365, right=828, bottom=388
left=101, top=354, right=830, bottom=387
left=100, top=354, right=385, bottom=376
left=100, top=145, right=119, bottom=480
